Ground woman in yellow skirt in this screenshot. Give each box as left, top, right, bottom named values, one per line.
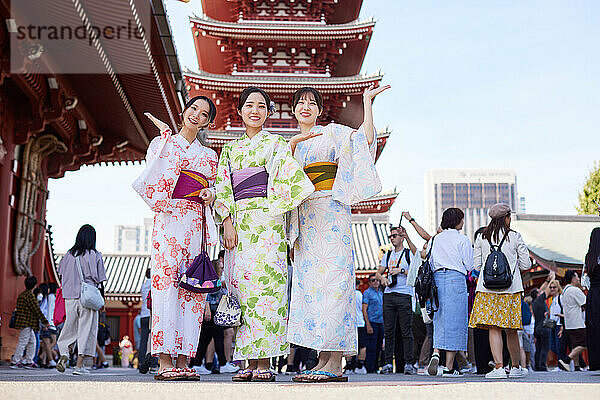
left=469, top=203, right=532, bottom=379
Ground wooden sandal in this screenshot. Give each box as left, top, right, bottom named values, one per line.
left=180, top=367, right=200, bottom=381
left=154, top=368, right=182, bottom=381
left=251, top=369, right=275, bottom=382
left=232, top=368, right=254, bottom=382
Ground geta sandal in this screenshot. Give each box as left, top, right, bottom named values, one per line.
left=232, top=368, right=254, bottom=382
left=251, top=369, right=275, bottom=382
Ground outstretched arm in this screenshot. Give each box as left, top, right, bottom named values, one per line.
left=402, top=211, right=432, bottom=241
left=362, top=84, right=391, bottom=145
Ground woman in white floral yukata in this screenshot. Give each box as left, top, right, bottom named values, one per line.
left=214, top=87, right=314, bottom=382
left=132, top=96, right=218, bottom=381
left=287, top=84, right=390, bottom=382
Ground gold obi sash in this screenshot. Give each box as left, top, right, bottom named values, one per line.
left=304, top=162, right=338, bottom=191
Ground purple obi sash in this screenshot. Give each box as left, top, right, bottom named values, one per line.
left=172, top=170, right=209, bottom=204
left=232, top=166, right=268, bottom=201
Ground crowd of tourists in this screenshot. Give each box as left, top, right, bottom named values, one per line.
left=7, top=85, right=599, bottom=382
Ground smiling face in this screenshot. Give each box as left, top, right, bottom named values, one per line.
left=182, top=98, right=211, bottom=131
left=238, top=91, right=268, bottom=129
left=293, top=92, right=321, bottom=126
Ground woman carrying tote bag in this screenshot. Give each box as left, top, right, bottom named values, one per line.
left=56, top=224, right=107, bottom=375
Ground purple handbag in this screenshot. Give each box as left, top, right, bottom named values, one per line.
left=173, top=170, right=222, bottom=294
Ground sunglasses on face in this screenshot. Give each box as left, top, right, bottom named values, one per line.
left=389, top=234, right=400, bottom=239
left=369, top=279, right=377, bottom=282
left=550, top=286, right=557, bottom=289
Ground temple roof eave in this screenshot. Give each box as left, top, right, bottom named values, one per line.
left=184, top=70, right=383, bottom=91
left=189, top=15, right=375, bottom=39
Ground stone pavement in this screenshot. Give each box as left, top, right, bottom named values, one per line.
left=0, top=366, right=598, bottom=399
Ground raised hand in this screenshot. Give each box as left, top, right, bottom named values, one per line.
left=363, top=83, right=391, bottom=103
left=144, top=112, right=169, bottom=132
left=289, top=129, right=323, bottom=154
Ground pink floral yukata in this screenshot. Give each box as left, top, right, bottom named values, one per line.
left=133, top=128, right=218, bottom=357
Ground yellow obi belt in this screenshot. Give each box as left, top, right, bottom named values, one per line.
left=304, top=162, right=338, bottom=191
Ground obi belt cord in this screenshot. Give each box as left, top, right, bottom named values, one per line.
left=303, top=162, right=338, bottom=191
left=172, top=169, right=209, bottom=204
left=232, top=166, right=269, bottom=201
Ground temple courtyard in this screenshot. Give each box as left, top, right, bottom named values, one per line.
left=1, top=366, right=598, bottom=399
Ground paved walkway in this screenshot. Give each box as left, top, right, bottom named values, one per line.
left=1, top=367, right=598, bottom=399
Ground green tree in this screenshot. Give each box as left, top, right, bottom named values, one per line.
left=577, top=161, right=600, bottom=215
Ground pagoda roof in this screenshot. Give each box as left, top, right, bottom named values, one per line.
left=352, top=191, right=399, bottom=214
left=199, top=126, right=390, bottom=157
left=185, top=69, right=382, bottom=92
left=190, top=15, right=375, bottom=40
left=200, top=0, right=364, bottom=25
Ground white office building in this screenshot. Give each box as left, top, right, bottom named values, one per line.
left=114, top=218, right=153, bottom=254
left=425, top=169, right=518, bottom=241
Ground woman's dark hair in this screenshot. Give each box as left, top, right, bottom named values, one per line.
left=483, top=216, right=511, bottom=243
left=182, top=95, right=217, bottom=129
left=146, top=268, right=151, bottom=279
left=237, top=86, right=272, bottom=112
left=292, top=87, right=323, bottom=113
left=25, top=276, right=37, bottom=290
left=585, top=227, right=600, bottom=275
left=38, top=283, right=49, bottom=296
left=48, top=282, right=58, bottom=294
left=564, top=270, right=577, bottom=285
left=69, top=224, right=97, bottom=257
left=440, top=208, right=464, bottom=230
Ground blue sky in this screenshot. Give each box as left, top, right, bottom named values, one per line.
left=47, top=0, right=599, bottom=253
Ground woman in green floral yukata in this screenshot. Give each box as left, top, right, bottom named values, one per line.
left=214, top=87, right=314, bottom=382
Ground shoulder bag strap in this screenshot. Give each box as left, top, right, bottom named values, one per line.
left=385, top=250, right=392, bottom=272
left=497, top=230, right=510, bottom=250
left=395, top=250, right=405, bottom=268
left=74, top=255, right=85, bottom=283
left=425, top=235, right=435, bottom=261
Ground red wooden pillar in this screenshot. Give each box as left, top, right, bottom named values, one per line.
left=0, top=106, right=19, bottom=360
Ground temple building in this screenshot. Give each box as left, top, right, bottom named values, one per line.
left=0, top=0, right=185, bottom=360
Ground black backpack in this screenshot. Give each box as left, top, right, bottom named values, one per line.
left=483, top=231, right=513, bottom=290
left=414, top=236, right=438, bottom=317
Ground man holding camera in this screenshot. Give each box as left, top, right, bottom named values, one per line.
left=376, top=226, right=418, bottom=374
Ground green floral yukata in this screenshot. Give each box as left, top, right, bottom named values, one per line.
left=215, top=130, right=313, bottom=360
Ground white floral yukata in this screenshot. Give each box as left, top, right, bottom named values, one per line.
left=214, top=130, right=313, bottom=360
left=287, top=124, right=381, bottom=355
left=132, top=128, right=218, bottom=357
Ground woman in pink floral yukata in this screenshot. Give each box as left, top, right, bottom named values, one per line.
left=133, top=96, right=218, bottom=381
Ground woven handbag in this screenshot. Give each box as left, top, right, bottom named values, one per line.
left=214, top=292, right=241, bottom=327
